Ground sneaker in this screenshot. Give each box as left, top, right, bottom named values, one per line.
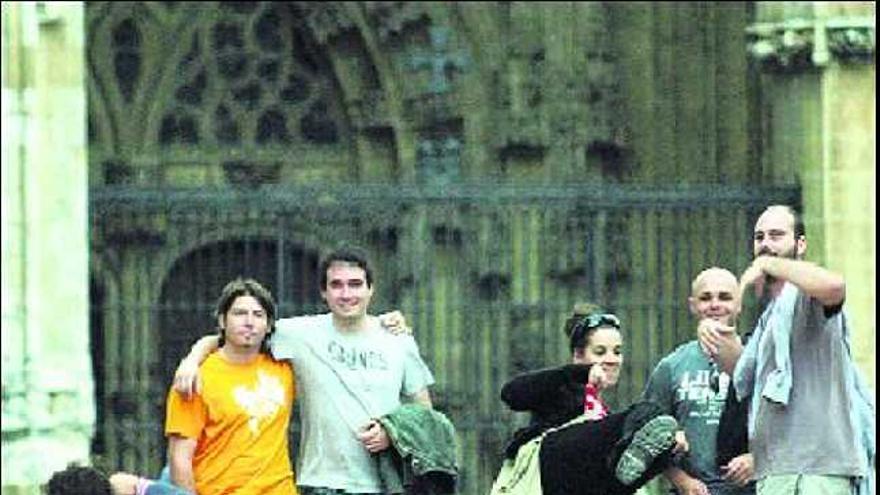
left=614, top=415, right=678, bottom=485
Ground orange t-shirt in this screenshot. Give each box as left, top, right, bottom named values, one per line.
left=165, top=352, right=297, bottom=495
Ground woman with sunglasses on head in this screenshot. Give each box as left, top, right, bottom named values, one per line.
left=498, top=304, right=688, bottom=495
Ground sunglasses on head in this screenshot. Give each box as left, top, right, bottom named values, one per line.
left=570, top=313, right=621, bottom=345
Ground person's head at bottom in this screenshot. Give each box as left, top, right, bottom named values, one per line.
left=46, top=464, right=110, bottom=495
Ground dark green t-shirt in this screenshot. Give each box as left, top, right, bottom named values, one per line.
left=642, top=340, right=729, bottom=485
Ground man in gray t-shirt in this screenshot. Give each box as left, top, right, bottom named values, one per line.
left=744, top=286, right=860, bottom=482
left=274, top=247, right=434, bottom=494
left=271, top=313, right=434, bottom=493
left=700, top=205, right=868, bottom=495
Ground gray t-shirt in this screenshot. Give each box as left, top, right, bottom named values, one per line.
left=748, top=290, right=863, bottom=479
left=270, top=313, right=435, bottom=493
left=643, top=341, right=732, bottom=487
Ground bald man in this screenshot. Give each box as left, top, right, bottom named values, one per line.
left=641, top=268, right=755, bottom=495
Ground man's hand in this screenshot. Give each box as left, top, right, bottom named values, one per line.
left=672, top=430, right=689, bottom=455
left=739, top=257, right=770, bottom=300
left=172, top=335, right=220, bottom=399
left=669, top=472, right=710, bottom=495
left=378, top=310, right=412, bottom=335
left=722, top=453, right=754, bottom=486
left=173, top=358, right=202, bottom=399
left=107, top=472, right=139, bottom=495
left=696, top=318, right=737, bottom=356
left=357, top=420, right=391, bottom=453
left=665, top=433, right=699, bottom=493
left=697, top=318, right=742, bottom=375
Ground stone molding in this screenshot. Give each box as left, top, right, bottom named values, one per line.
left=35, top=1, right=65, bottom=25
left=747, top=17, right=875, bottom=72
left=300, top=3, right=356, bottom=46
left=363, top=1, right=428, bottom=42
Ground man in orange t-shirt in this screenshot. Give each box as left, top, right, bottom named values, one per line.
left=165, top=278, right=297, bottom=495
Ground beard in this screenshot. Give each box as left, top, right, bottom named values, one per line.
left=757, top=245, right=798, bottom=284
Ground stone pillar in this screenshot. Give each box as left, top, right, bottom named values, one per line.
left=2, top=2, right=93, bottom=493
left=747, top=2, right=875, bottom=388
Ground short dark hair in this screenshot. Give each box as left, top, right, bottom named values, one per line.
left=46, top=464, right=111, bottom=495
left=785, top=205, right=806, bottom=239
left=214, top=278, right=277, bottom=350
left=318, top=246, right=374, bottom=289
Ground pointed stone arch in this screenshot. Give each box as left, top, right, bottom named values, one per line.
left=86, top=1, right=412, bottom=186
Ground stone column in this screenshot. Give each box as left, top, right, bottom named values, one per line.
left=2, top=2, right=93, bottom=493
left=747, top=2, right=875, bottom=387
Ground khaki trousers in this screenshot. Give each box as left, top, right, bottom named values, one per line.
left=757, top=474, right=851, bottom=495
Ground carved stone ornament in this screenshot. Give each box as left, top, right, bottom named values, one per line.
left=363, top=1, right=428, bottom=42
left=826, top=18, right=876, bottom=62
left=299, top=3, right=356, bottom=45
left=346, top=89, right=390, bottom=130
left=746, top=17, right=875, bottom=72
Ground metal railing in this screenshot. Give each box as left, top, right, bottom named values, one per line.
left=89, top=182, right=800, bottom=494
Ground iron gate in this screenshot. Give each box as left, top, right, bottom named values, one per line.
left=89, top=182, right=800, bottom=494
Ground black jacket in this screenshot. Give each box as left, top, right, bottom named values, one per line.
left=500, top=363, right=673, bottom=495
left=715, top=333, right=752, bottom=468
left=500, top=364, right=593, bottom=458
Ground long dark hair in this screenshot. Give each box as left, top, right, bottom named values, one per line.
left=214, top=277, right=277, bottom=353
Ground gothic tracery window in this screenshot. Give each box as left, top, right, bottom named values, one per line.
left=157, top=3, right=342, bottom=149
left=89, top=1, right=349, bottom=185
left=112, top=18, right=141, bottom=103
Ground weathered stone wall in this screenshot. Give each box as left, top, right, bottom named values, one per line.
left=1, top=2, right=93, bottom=493
left=748, top=0, right=875, bottom=386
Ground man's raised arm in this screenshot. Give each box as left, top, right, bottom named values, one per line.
left=743, top=256, right=845, bottom=308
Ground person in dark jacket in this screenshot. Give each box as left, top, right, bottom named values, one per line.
left=500, top=304, right=689, bottom=495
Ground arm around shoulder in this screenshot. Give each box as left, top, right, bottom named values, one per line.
left=172, top=335, right=219, bottom=397
left=187, top=335, right=220, bottom=362
left=663, top=466, right=708, bottom=495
